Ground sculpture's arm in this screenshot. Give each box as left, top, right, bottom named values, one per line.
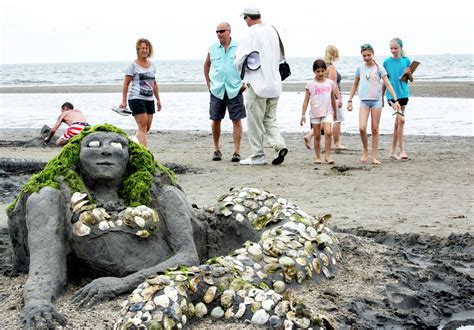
left=21, top=186, right=68, bottom=327
left=73, top=185, right=201, bottom=305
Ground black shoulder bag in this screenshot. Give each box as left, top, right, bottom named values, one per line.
left=273, top=27, right=291, bottom=81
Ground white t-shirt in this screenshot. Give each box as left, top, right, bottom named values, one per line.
left=125, top=61, right=156, bottom=101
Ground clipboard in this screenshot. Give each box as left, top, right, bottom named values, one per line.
left=400, top=61, right=420, bottom=82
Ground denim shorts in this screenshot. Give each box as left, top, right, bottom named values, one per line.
left=128, top=99, right=155, bottom=116
left=360, top=99, right=382, bottom=109
left=209, top=92, right=246, bottom=121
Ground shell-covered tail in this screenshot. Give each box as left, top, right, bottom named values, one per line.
left=115, top=188, right=341, bottom=329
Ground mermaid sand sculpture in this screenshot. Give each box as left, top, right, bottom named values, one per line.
left=7, top=124, right=340, bottom=329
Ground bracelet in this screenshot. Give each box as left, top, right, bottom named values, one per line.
left=393, top=99, right=398, bottom=103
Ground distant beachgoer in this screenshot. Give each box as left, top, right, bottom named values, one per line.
left=347, top=43, right=401, bottom=164
left=120, top=38, right=162, bottom=148
left=204, top=22, right=246, bottom=162
left=383, top=38, right=413, bottom=160
left=235, top=5, right=288, bottom=166
left=304, top=45, right=344, bottom=150
left=44, top=102, right=89, bottom=145
left=300, top=59, right=337, bottom=164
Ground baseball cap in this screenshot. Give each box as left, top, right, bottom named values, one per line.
left=241, top=5, right=260, bottom=16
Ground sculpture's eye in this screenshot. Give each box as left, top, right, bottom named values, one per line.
left=111, top=142, right=122, bottom=149
left=88, top=141, right=100, bottom=148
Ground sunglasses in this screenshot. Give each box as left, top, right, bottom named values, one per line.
left=216, top=30, right=228, bottom=34
left=360, top=43, right=373, bottom=51
left=243, top=15, right=248, bottom=19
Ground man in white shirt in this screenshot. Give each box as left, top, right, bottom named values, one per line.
left=235, top=5, right=288, bottom=166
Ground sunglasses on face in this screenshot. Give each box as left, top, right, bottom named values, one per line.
left=243, top=15, right=248, bottom=19
left=360, top=44, right=373, bottom=51
left=216, top=30, right=227, bottom=34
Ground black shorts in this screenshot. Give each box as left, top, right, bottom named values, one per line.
left=388, top=97, right=409, bottom=107
left=128, top=99, right=156, bottom=116
left=209, top=92, right=246, bottom=121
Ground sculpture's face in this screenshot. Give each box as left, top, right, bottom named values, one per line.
left=79, top=132, right=129, bottom=181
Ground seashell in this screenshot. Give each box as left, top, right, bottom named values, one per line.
left=128, top=293, right=143, bottom=304
left=220, top=289, right=235, bottom=309
left=107, top=220, right=115, bottom=228
left=296, top=257, right=307, bottom=266
left=203, top=274, right=215, bottom=285
left=273, top=280, right=286, bottom=294
left=312, top=257, right=321, bottom=274
left=322, top=266, right=331, bottom=278
left=274, top=301, right=290, bottom=317
left=141, top=311, right=152, bottom=323
left=73, top=221, right=90, bottom=236
left=262, top=299, right=275, bottom=311
left=152, top=310, right=164, bottom=322
left=71, top=192, right=87, bottom=205
left=316, top=233, right=334, bottom=247
left=324, top=246, right=334, bottom=256
left=136, top=230, right=150, bottom=238
left=233, top=204, right=246, bottom=213
left=182, top=314, right=187, bottom=326
left=164, top=287, right=178, bottom=302
left=269, top=315, right=283, bottom=328
left=79, top=211, right=96, bottom=225
left=243, top=200, right=258, bottom=209
left=247, top=212, right=257, bottom=221
left=98, top=221, right=110, bottom=231
left=153, top=294, right=170, bottom=308
left=72, top=199, right=89, bottom=213
left=251, top=301, right=262, bottom=313
left=256, top=271, right=267, bottom=279
left=294, top=317, right=311, bottom=328
left=296, top=271, right=305, bottom=284
left=252, top=309, right=270, bottom=325
left=195, top=302, right=207, bottom=318
left=284, top=319, right=294, bottom=330
left=253, top=214, right=271, bottom=230
left=224, top=307, right=234, bottom=319
left=132, top=209, right=141, bottom=217
left=257, top=206, right=271, bottom=216
left=254, top=291, right=267, bottom=302
left=234, top=303, right=246, bottom=319
left=320, top=253, right=330, bottom=266
left=244, top=296, right=255, bottom=305
left=143, top=301, right=155, bottom=311
left=223, top=200, right=234, bottom=207
left=134, top=216, right=146, bottom=228
left=203, top=286, right=217, bottom=304
left=235, top=213, right=245, bottom=222
left=220, top=206, right=232, bottom=217
left=278, top=256, right=295, bottom=267
left=163, top=316, right=175, bottom=329
left=248, top=244, right=263, bottom=260
left=128, top=301, right=145, bottom=312
left=210, top=306, right=224, bottom=319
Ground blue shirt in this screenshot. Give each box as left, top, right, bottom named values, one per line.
left=383, top=57, right=411, bottom=99
left=209, top=39, right=242, bottom=99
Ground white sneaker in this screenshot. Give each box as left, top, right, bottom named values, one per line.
left=111, top=105, right=132, bottom=116
left=239, top=155, right=267, bottom=165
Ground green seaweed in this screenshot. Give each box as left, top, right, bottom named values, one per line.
left=7, top=124, right=176, bottom=216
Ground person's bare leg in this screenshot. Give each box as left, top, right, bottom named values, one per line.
left=304, top=126, right=313, bottom=149
left=370, top=108, right=382, bottom=164
left=232, top=119, right=242, bottom=155
left=211, top=120, right=221, bottom=152
left=134, top=114, right=149, bottom=147
left=323, top=122, right=333, bottom=163
left=398, top=106, right=408, bottom=159
left=333, top=122, right=345, bottom=149
left=313, top=125, right=322, bottom=163
left=359, top=107, right=370, bottom=162
left=390, top=118, right=400, bottom=160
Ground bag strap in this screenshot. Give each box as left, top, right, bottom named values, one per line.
left=272, top=26, right=285, bottom=60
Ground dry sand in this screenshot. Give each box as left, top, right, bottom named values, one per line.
left=0, top=87, right=472, bottom=327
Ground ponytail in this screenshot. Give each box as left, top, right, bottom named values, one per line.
left=391, top=37, right=406, bottom=57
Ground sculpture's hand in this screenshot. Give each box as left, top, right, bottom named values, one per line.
left=21, top=300, right=67, bottom=328
left=72, top=277, right=128, bottom=306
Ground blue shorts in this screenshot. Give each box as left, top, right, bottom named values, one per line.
left=129, top=99, right=155, bottom=116
left=209, top=92, right=246, bottom=121
left=360, top=99, right=382, bottom=109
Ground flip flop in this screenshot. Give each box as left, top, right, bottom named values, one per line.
left=314, top=160, right=321, bottom=164
left=390, top=154, right=401, bottom=160
left=325, top=159, right=335, bottom=164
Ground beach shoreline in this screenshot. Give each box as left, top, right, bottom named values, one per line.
left=1, top=81, right=473, bottom=98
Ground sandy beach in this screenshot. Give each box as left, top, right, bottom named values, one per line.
left=0, top=82, right=472, bottom=327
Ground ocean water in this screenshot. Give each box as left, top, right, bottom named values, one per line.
left=0, top=54, right=472, bottom=87
left=0, top=93, right=472, bottom=136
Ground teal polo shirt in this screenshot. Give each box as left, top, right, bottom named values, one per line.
left=209, top=39, right=242, bottom=100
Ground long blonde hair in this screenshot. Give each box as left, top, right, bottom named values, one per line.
left=324, top=45, right=339, bottom=64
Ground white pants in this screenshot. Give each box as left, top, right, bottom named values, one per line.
left=245, top=84, right=286, bottom=157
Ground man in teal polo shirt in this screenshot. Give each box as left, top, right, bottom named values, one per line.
left=204, top=22, right=246, bottom=162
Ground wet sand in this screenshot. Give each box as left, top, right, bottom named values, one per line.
left=0, top=81, right=473, bottom=98
left=0, top=129, right=472, bottom=328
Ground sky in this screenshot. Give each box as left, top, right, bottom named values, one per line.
left=1, top=0, right=473, bottom=64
